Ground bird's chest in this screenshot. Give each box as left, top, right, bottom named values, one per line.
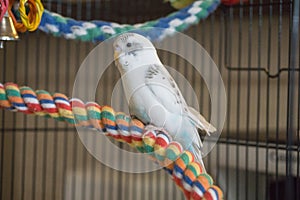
left=128, top=86, right=156, bottom=110
left=121, top=66, right=149, bottom=100
left=128, top=94, right=152, bottom=123
left=126, top=79, right=159, bottom=123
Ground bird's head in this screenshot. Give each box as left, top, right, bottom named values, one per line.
left=113, top=33, right=157, bottom=73
left=113, top=33, right=155, bottom=57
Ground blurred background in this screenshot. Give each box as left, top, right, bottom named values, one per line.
left=0, top=0, right=299, bottom=199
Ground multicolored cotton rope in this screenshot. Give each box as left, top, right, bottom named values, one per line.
left=0, top=82, right=223, bottom=200
left=28, top=0, right=219, bottom=42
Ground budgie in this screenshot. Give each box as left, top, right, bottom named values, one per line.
left=113, top=33, right=216, bottom=172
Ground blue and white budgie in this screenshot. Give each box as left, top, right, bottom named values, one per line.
left=113, top=33, right=216, bottom=172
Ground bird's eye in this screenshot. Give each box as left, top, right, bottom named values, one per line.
left=126, top=43, right=132, bottom=47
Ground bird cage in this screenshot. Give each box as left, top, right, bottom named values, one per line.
left=0, top=0, right=299, bottom=199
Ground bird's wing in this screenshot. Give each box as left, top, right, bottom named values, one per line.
left=145, top=64, right=188, bottom=115
left=188, top=106, right=216, bottom=134
left=145, top=64, right=216, bottom=134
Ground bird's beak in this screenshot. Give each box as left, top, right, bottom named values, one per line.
left=113, top=44, right=122, bottom=60
left=114, top=51, right=120, bottom=60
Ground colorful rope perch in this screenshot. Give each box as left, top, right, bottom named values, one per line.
left=36, top=0, right=220, bottom=42
left=0, top=82, right=224, bottom=200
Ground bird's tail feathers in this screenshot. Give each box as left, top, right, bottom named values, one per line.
left=177, top=121, right=207, bottom=173
left=188, top=106, right=216, bottom=135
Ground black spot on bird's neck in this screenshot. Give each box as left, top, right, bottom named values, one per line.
left=126, top=51, right=137, bottom=56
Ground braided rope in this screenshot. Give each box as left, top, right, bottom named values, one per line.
left=34, top=0, right=220, bottom=42
left=0, top=0, right=8, bottom=21
left=0, top=82, right=223, bottom=200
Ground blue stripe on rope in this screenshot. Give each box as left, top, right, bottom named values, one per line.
left=11, top=102, right=27, bottom=108
left=21, top=93, right=37, bottom=98
left=130, top=126, right=144, bottom=133
left=53, top=96, right=69, bottom=102
left=39, top=99, right=55, bottom=104
left=105, top=125, right=118, bottom=130
left=117, top=124, right=130, bottom=131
